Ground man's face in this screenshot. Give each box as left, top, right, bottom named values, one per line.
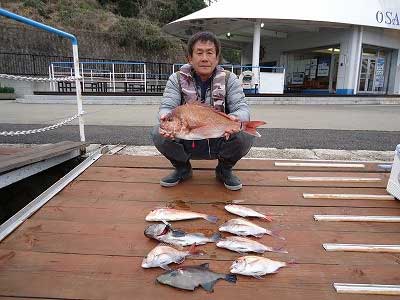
left=188, top=40, right=219, bottom=80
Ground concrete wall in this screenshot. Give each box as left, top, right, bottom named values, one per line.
left=0, top=78, right=50, bottom=98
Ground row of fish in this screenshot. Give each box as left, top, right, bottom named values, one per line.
left=143, top=204, right=289, bottom=292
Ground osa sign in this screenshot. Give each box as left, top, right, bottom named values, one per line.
left=376, top=10, right=400, bottom=26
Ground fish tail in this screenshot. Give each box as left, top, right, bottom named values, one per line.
left=241, top=121, right=266, bottom=137
left=187, top=244, right=205, bottom=256
left=225, top=273, right=237, bottom=283
left=261, top=215, right=273, bottom=222
left=210, top=232, right=222, bottom=242
left=267, top=229, right=286, bottom=240
left=206, top=215, right=218, bottom=223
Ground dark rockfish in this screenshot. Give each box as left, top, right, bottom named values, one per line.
left=144, top=223, right=221, bottom=247
left=160, top=102, right=266, bottom=139
left=156, top=263, right=237, bottom=292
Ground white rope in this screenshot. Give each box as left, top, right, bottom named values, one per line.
left=0, top=73, right=80, bottom=82
left=0, top=112, right=86, bottom=136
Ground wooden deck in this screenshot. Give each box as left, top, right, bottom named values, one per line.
left=0, top=155, right=399, bottom=299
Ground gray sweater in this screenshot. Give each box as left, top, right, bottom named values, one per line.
left=158, top=72, right=250, bottom=122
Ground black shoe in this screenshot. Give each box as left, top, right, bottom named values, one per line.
left=160, top=161, right=192, bottom=187
left=215, top=163, right=242, bottom=191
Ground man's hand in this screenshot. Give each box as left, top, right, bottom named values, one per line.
left=159, top=114, right=175, bottom=140
left=224, top=115, right=241, bottom=140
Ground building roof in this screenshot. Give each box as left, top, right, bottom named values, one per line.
left=163, top=0, right=400, bottom=45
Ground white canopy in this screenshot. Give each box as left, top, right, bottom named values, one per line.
left=164, top=0, right=400, bottom=43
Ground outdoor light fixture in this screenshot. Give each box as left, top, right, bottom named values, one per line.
left=226, top=32, right=231, bottom=39
left=261, top=22, right=265, bottom=28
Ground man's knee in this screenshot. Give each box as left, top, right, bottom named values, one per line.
left=219, top=132, right=255, bottom=162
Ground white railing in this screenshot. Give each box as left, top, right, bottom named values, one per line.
left=50, top=61, right=150, bottom=93
left=173, top=63, right=285, bottom=94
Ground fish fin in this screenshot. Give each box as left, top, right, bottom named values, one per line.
left=210, top=232, right=222, bottom=242
left=225, top=273, right=237, bottom=283
left=253, top=233, right=264, bottom=238
left=175, top=257, right=185, bottom=264
left=199, top=263, right=210, bottom=269
left=160, top=264, right=172, bottom=270
left=271, top=246, right=288, bottom=254
left=200, top=281, right=215, bottom=293
left=252, top=275, right=264, bottom=280
left=187, top=244, right=205, bottom=256
left=241, top=121, right=266, bottom=137
left=171, top=229, right=186, bottom=237
left=206, top=215, right=218, bottom=223
left=231, top=199, right=245, bottom=204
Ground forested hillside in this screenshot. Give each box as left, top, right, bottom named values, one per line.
left=0, top=0, right=206, bottom=62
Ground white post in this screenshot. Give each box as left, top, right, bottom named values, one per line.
left=144, top=63, right=147, bottom=92
left=252, top=19, right=261, bottom=90
left=80, top=63, right=85, bottom=92
left=112, top=63, right=116, bottom=92
left=51, top=64, right=55, bottom=91
left=72, top=44, right=85, bottom=142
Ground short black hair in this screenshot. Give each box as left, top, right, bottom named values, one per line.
left=187, top=31, right=221, bottom=57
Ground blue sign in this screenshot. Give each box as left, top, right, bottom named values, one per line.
left=375, top=57, right=385, bottom=88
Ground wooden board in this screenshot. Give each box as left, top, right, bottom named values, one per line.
left=0, top=141, right=85, bottom=173
left=0, top=155, right=399, bottom=300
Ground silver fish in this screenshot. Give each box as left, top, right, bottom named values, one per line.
left=141, top=244, right=200, bottom=270
left=156, top=263, right=237, bottom=292
left=219, top=218, right=285, bottom=240
left=225, top=204, right=273, bottom=221
left=216, top=236, right=288, bottom=254
left=145, top=208, right=218, bottom=223
left=144, top=223, right=221, bottom=247
left=230, top=256, right=287, bottom=279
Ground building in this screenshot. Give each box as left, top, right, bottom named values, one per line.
left=163, top=0, right=400, bottom=95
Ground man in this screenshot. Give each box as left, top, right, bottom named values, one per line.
left=152, top=31, right=254, bottom=191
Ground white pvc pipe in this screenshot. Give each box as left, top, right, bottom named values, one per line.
left=72, top=44, right=85, bottom=142
left=252, top=19, right=261, bottom=88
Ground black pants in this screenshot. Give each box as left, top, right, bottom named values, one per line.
left=151, top=125, right=255, bottom=166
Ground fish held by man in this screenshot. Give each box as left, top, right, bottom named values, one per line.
left=156, top=263, right=237, bottom=292
left=141, top=244, right=202, bottom=270
left=160, top=102, right=266, bottom=140
left=225, top=204, right=273, bottom=222
left=144, top=223, right=221, bottom=247
left=219, top=218, right=285, bottom=240
left=145, top=208, right=218, bottom=223
left=230, top=256, right=288, bottom=279
left=216, top=236, right=288, bottom=254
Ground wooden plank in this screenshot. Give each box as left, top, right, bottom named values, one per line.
left=303, top=193, right=395, bottom=200
left=77, top=167, right=389, bottom=188
left=0, top=141, right=84, bottom=173
left=2, top=219, right=399, bottom=265
left=314, top=215, right=400, bottom=222
left=323, top=243, right=400, bottom=253
left=334, top=283, right=400, bottom=295
left=57, top=180, right=398, bottom=208
left=0, top=250, right=398, bottom=300
left=275, top=162, right=365, bottom=168
left=288, top=176, right=382, bottom=183
left=93, top=155, right=388, bottom=172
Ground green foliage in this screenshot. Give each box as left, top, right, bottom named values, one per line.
left=0, top=86, right=15, bottom=93
left=23, top=0, right=49, bottom=18
left=112, top=18, right=175, bottom=52
left=222, top=48, right=241, bottom=64
left=175, top=0, right=206, bottom=19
